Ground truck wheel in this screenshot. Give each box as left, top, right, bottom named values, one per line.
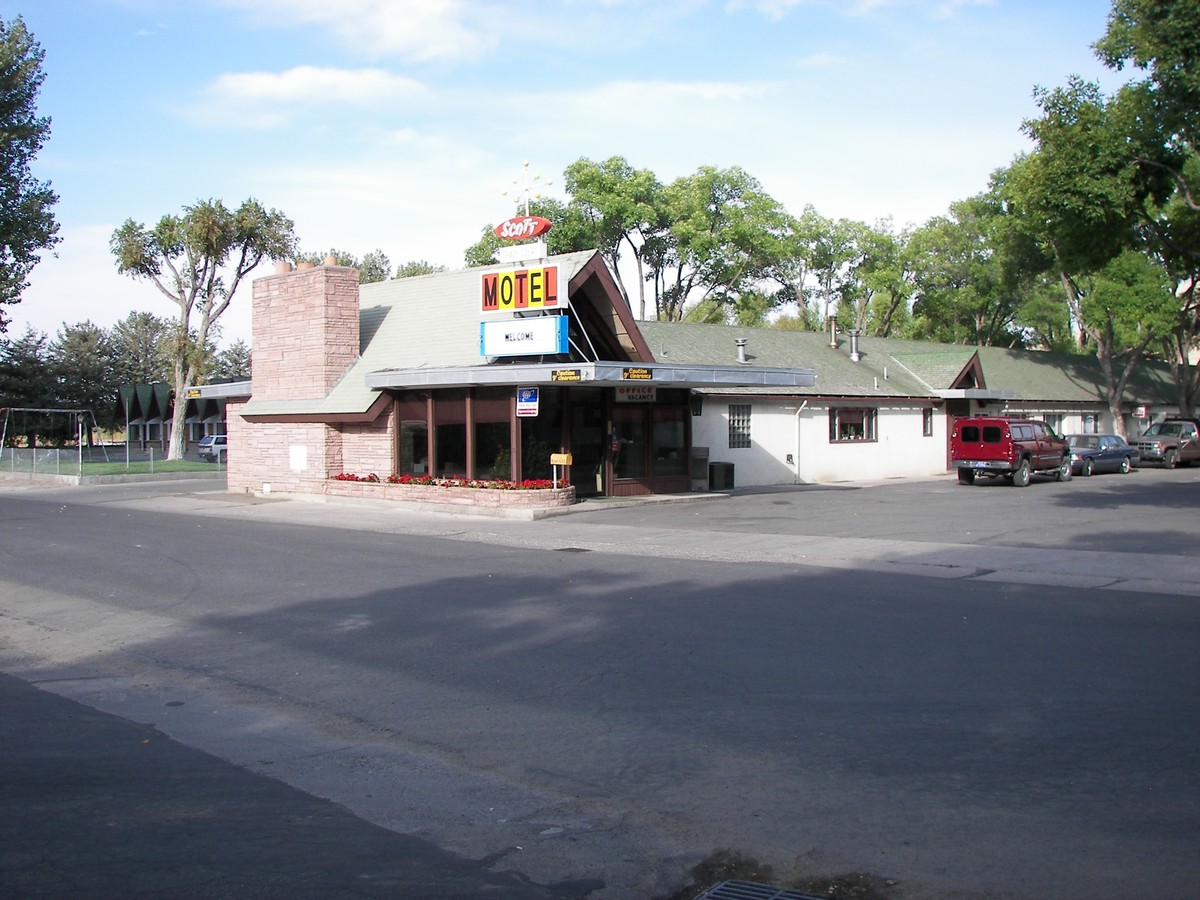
left=1165, top=448, right=1179, bottom=468
left=1057, top=456, right=1072, bottom=481
left=1013, top=458, right=1031, bottom=487
left=957, top=468, right=975, bottom=485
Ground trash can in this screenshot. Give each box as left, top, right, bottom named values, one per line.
left=708, top=461, right=734, bottom=490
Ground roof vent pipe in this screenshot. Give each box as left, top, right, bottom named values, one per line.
left=828, top=316, right=838, bottom=348
left=849, top=328, right=861, bottom=362
left=735, top=338, right=748, bottom=364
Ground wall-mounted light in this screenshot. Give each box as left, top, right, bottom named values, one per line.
left=689, top=393, right=704, bottom=416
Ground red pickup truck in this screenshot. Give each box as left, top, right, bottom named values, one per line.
left=951, top=416, right=1072, bottom=487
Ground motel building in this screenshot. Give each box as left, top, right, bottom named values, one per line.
left=202, top=244, right=818, bottom=504
left=198, top=230, right=1182, bottom=507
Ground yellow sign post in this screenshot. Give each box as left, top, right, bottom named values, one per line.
left=550, top=453, right=573, bottom=488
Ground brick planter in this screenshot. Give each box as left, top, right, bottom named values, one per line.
left=323, top=479, right=576, bottom=517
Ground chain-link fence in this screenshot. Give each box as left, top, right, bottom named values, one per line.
left=1, top=445, right=223, bottom=474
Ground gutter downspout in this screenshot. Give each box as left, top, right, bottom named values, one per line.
left=794, top=399, right=809, bottom=483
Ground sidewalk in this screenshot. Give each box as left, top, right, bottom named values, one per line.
left=0, top=673, right=597, bottom=899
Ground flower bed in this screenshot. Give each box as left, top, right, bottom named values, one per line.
left=325, top=472, right=576, bottom=515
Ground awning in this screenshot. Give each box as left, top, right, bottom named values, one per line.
left=363, top=361, right=816, bottom=391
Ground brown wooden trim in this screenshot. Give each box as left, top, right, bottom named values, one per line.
left=241, top=392, right=393, bottom=424
left=567, top=253, right=655, bottom=363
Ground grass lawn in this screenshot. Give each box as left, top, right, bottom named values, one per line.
left=82, top=460, right=222, bottom=476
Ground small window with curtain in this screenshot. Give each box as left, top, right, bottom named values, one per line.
left=728, top=404, right=751, bottom=449
left=922, top=407, right=933, bottom=437
left=829, top=407, right=877, bottom=443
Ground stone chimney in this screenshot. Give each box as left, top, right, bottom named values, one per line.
left=251, top=264, right=360, bottom=402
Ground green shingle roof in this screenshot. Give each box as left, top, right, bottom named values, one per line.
left=638, top=321, right=1179, bottom=405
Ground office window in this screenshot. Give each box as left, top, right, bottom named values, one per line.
left=728, top=404, right=751, bottom=449
left=829, top=407, right=877, bottom=442
left=922, top=408, right=934, bottom=436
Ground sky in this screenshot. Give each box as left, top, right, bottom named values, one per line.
left=9, top=0, right=1128, bottom=349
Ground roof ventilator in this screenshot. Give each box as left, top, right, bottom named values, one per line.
left=849, top=328, right=861, bottom=362
left=735, top=338, right=748, bottom=364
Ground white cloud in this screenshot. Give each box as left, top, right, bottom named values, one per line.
left=185, top=66, right=427, bottom=129
left=217, top=0, right=498, bottom=62
left=726, top=0, right=995, bottom=18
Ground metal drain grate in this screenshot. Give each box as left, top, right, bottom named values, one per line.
left=697, top=881, right=825, bottom=900
left=554, top=546, right=592, bottom=552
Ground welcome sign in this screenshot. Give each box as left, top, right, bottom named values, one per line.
left=480, top=316, right=569, bottom=358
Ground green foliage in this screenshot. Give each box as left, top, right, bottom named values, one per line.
left=463, top=225, right=502, bottom=268
left=358, top=249, right=391, bottom=283
left=212, top=339, right=251, bottom=380
left=394, top=259, right=447, bottom=278
left=0, top=326, right=53, bottom=411
left=564, top=156, right=665, bottom=317
left=1094, top=0, right=1200, bottom=156
left=1083, top=249, right=1176, bottom=347
left=51, top=321, right=116, bottom=431
left=109, top=311, right=174, bottom=386
left=299, top=248, right=396, bottom=283
left=463, top=197, right=588, bottom=268
left=1015, top=276, right=1077, bottom=353
left=0, top=16, right=59, bottom=332
left=655, top=165, right=791, bottom=322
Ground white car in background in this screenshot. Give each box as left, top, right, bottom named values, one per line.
left=197, top=434, right=227, bottom=462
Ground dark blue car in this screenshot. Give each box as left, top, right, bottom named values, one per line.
left=1066, top=433, right=1139, bottom=476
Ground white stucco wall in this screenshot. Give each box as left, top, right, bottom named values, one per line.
left=694, top=398, right=950, bottom=486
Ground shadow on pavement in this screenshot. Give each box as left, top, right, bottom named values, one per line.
left=0, top=673, right=600, bottom=899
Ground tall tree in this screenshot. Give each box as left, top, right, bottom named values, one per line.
left=769, top=206, right=831, bottom=330
left=110, top=198, right=296, bottom=459
left=0, top=16, right=59, bottom=333
left=0, top=327, right=54, bottom=445
left=50, top=321, right=116, bottom=435
left=650, top=165, right=790, bottom=322
left=1093, top=0, right=1200, bottom=210
left=910, top=177, right=1053, bottom=347
left=563, top=156, right=665, bottom=318
left=1006, top=82, right=1174, bottom=435
left=109, top=310, right=174, bottom=387
left=212, top=339, right=251, bottom=381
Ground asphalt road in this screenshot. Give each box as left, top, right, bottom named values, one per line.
left=1, top=468, right=1198, bottom=899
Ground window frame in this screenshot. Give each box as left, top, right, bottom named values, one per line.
left=828, top=407, right=878, bottom=443
left=727, top=403, right=752, bottom=449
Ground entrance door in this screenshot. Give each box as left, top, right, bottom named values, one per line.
left=609, top=404, right=691, bottom=496
left=570, top=400, right=605, bottom=497
left=612, top=407, right=647, bottom=480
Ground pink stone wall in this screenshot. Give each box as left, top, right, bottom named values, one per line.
left=251, top=266, right=360, bottom=402
left=324, top=480, right=576, bottom=510
left=226, top=411, right=338, bottom=494
left=341, top=408, right=396, bottom=476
